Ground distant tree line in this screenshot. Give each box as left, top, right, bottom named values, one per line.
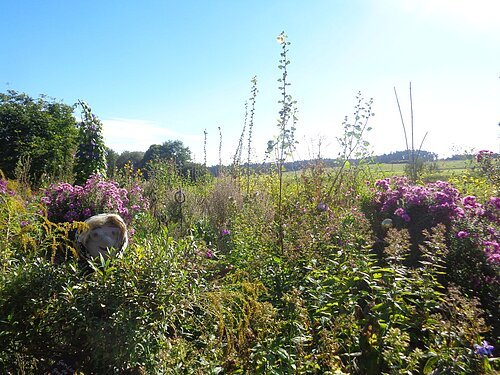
left=373, top=150, right=438, bottom=164
left=219, top=150, right=440, bottom=175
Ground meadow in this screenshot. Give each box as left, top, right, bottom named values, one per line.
left=371, top=159, right=469, bottom=178
left=0, top=34, right=498, bottom=375
left=0, top=151, right=499, bottom=374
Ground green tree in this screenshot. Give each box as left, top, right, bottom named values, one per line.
left=106, top=147, right=119, bottom=178
left=140, top=140, right=191, bottom=170
left=73, top=101, right=108, bottom=184
left=116, top=150, right=145, bottom=170
left=0, top=90, right=78, bottom=184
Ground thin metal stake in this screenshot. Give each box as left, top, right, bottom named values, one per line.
left=174, top=187, right=186, bottom=235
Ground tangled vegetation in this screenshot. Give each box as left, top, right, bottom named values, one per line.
left=0, top=33, right=498, bottom=375
left=0, top=150, right=498, bottom=374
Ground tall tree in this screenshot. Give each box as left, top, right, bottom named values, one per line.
left=0, top=90, right=78, bottom=184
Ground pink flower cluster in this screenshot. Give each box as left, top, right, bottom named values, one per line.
left=476, top=150, right=496, bottom=163
left=374, top=177, right=464, bottom=224
left=0, top=178, right=15, bottom=196
left=42, top=174, right=149, bottom=224
left=374, top=177, right=499, bottom=264
left=457, top=195, right=499, bottom=265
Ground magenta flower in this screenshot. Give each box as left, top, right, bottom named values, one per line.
left=476, top=150, right=494, bottom=163
left=462, top=196, right=477, bottom=207
left=482, top=241, right=500, bottom=264
left=0, top=179, right=7, bottom=194
left=394, top=208, right=411, bottom=222
left=375, top=178, right=390, bottom=191
left=220, top=228, right=231, bottom=236
left=456, top=231, right=469, bottom=239
left=41, top=174, right=148, bottom=224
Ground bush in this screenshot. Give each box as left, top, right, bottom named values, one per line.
left=41, top=174, right=149, bottom=225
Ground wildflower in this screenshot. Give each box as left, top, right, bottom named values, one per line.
left=476, top=150, right=494, bottom=163
left=20, top=220, right=30, bottom=228
left=220, top=228, right=231, bottom=237
left=456, top=230, right=469, bottom=238
left=0, top=179, right=7, bottom=194
left=474, top=341, right=494, bottom=357
left=394, top=208, right=411, bottom=222
left=375, top=178, right=390, bottom=191
left=276, top=33, right=285, bottom=44
left=462, top=195, right=477, bottom=207
left=487, top=196, right=500, bottom=210
left=206, top=249, right=213, bottom=259
left=317, top=202, right=328, bottom=212
left=482, top=241, right=500, bottom=264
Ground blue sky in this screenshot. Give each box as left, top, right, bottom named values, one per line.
left=2, top=0, right=499, bottom=165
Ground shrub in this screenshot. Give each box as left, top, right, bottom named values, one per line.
left=41, top=174, right=149, bottom=225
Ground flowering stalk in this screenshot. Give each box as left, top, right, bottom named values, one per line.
left=74, top=101, right=108, bottom=185
left=246, top=76, right=258, bottom=195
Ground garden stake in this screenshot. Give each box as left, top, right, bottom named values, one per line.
left=174, top=187, right=186, bottom=235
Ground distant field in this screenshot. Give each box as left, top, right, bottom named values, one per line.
left=281, top=159, right=472, bottom=182
left=372, top=159, right=470, bottom=177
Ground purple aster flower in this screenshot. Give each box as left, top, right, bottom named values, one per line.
left=206, top=249, right=213, bottom=259
left=375, top=179, right=390, bottom=191
left=317, top=202, right=328, bottom=212
left=20, top=220, right=30, bottom=228
left=0, top=179, right=7, bottom=194
left=483, top=241, right=500, bottom=264
left=221, top=228, right=231, bottom=236
left=476, top=150, right=494, bottom=163
left=463, top=195, right=477, bottom=207
left=394, top=208, right=411, bottom=222
left=474, top=341, right=494, bottom=357
left=456, top=231, right=469, bottom=239
left=487, top=197, right=500, bottom=210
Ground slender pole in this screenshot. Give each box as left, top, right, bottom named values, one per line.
left=394, top=87, right=409, bottom=155
left=409, top=82, right=415, bottom=180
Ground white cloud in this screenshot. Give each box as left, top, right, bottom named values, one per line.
left=102, top=118, right=202, bottom=155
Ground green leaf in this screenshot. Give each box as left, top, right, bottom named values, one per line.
left=423, top=355, right=438, bottom=374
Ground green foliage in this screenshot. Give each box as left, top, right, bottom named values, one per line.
left=1, top=158, right=498, bottom=373
left=73, top=101, right=108, bottom=185
left=327, top=91, right=374, bottom=198
left=141, top=140, right=191, bottom=171
left=116, top=150, right=145, bottom=170
left=474, top=150, right=500, bottom=190
left=105, top=147, right=119, bottom=178
left=0, top=90, right=78, bottom=185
